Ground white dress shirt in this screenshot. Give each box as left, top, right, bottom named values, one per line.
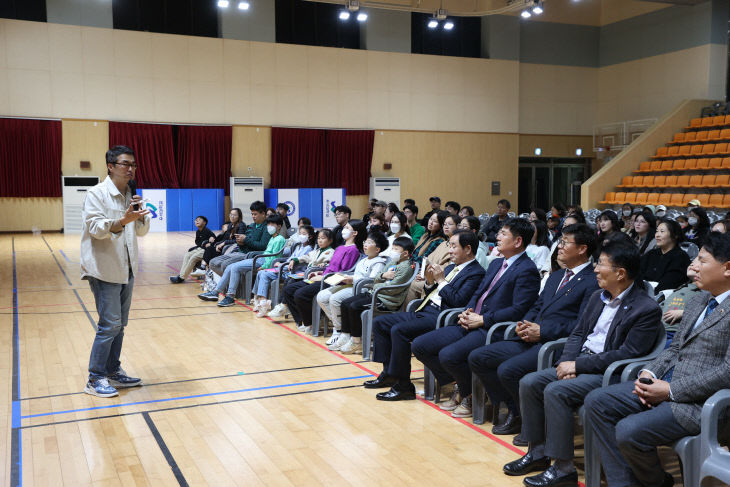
left=429, top=258, right=476, bottom=308
left=583, top=283, right=634, bottom=354
left=80, top=176, right=150, bottom=284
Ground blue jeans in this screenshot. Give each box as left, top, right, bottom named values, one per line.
left=215, top=258, right=258, bottom=296
left=87, top=272, right=134, bottom=379
left=255, top=269, right=283, bottom=297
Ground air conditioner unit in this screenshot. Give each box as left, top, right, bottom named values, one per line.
left=230, top=177, right=264, bottom=224
left=370, top=177, right=400, bottom=205
left=62, top=176, right=100, bottom=234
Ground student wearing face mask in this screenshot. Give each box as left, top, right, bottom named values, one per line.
left=620, top=203, right=634, bottom=232
left=684, top=207, right=711, bottom=249
left=655, top=205, right=667, bottom=218
left=198, top=215, right=286, bottom=307
left=331, top=236, right=416, bottom=354
left=383, top=212, right=410, bottom=253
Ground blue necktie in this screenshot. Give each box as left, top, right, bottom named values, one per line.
left=664, top=298, right=719, bottom=382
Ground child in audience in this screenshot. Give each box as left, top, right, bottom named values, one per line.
left=268, top=229, right=335, bottom=318
left=384, top=211, right=410, bottom=252
left=318, top=231, right=389, bottom=346
left=197, top=215, right=286, bottom=306
left=252, top=225, right=316, bottom=317
left=280, top=220, right=366, bottom=334
left=330, top=236, right=415, bottom=354
left=170, top=215, right=215, bottom=283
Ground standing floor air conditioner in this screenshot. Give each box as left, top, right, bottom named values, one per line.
left=370, top=177, right=400, bottom=205
left=230, top=177, right=264, bottom=225
left=63, top=176, right=100, bottom=234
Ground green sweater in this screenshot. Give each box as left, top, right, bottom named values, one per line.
left=261, top=235, right=286, bottom=268
left=373, top=258, right=415, bottom=310
left=238, top=222, right=271, bottom=253
left=409, top=223, right=425, bottom=245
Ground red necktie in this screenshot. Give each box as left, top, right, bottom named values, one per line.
left=557, top=269, right=573, bottom=293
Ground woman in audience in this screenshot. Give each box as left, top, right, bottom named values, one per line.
left=620, top=203, right=633, bottom=231
left=406, top=212, right=457, bottom=302
left=640, top=218, right=690, bottom=293
left=526, top=219, right=551, bottom=271
left=280, top=220, right=366, bottom=334
left=330, top=236, right=415, bottom=354
left=368, top=213, right=386, bottom=233
left=201, top=208, right=246, bottom=269
left=458, top=216, right=490, bottom=269
left=458, top=206, right=475, bottom=218
left=659, top=264, right=700, bottom=347
left=632, top=210, right=657, bottom=255
left=252, top=225, right=316, bottom=318
left=684, top=206, right=711, bottom=248
left=594, top=210, right=621, bottom=258
left=529, top=208, right=547, bottom=223
left=268, top=228, right=335, bottom=318
left=711, top=219, right=730, bottom=233
left=385, top=211, right=410, bottom=248
left=384, top=203, right=399, bottom=225
left=411, top=210, right=448, bottom=264
left=318, top=231, right=389, bottom=346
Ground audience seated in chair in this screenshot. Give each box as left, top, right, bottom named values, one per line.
left=585, top=231, right=730, bottom=487
left=502, top=240, right=662, bottom=487
left=640, top=218, right=691, bottom=293
left=404, top=204, right=425, bottom=244
left=383, top=211, right=410, bottom=253
left=420, top=196, right=441, bottom=228
left=406, top=212, right=459, bottom=302
left=411, top=210, right=448, bottom=266
left=458, top=216, right=491, bottom=269
left=331, top=205, right=351, bottom=248
left=366, top=230, right=486, bottom=400
left=526, top=219, right=552, bottom=272
left=481, top=199, right=511, bottom=243
left=170, top=215, right=214, bottom=283
left=659, top=265, right=702, bottom=348
left=208, top=201, right=272, bottom=276
left=445, top=201, right=461, bottom=215
left=200, top=208, right=246, bottom=270
left=276, top=202, right=291, bottom=233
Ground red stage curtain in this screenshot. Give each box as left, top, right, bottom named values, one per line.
left=271, top=127, right=373, bottom=195
left=109, top=122, right=178, bottom=189
left=0, top=118, right=62, bottom=197
left=176, top=125, right=232, bottom=194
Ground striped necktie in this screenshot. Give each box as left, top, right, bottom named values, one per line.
left=416, top=266, right=461, bottom=312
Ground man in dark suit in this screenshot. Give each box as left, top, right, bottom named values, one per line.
left=366, top=230, right=486, bottom=400
left=412, top=218, right=541, bottom=417
left=502, top=240, right=662, bottom=487
left=585, top=231, right=730, bottom=487
left=469, top=224, right=600, bottom=439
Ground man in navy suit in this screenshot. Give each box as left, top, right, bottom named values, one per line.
left=469, top=224, right=600, bottom=438
left=366, top=230, right=486, bottom=401
left=412, top=218, right=541, bottom=417
left=502, top=240, right=662, bottom=487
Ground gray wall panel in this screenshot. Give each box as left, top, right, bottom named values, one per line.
left=220, top=1, right=275, bottom=43
left=361, top=9, right=410, bottom=54
left=482, top=15, right=520, bottom=60
left=711, top=0, right=729, bottom=45
left=519, top=21, right=599, bottom=67
left=46, top=0, right=113, bottom=29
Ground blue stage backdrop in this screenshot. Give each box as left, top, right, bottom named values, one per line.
left=140, top=188, right=224, bottom=232
left=265, top=188, right=345, bottom=228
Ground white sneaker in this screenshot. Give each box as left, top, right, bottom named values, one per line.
left=297, top=324, right=307, bottom=332
left=255, top=300, right=271, bottom=318
left=339, top=338, right=362, bottom=354
left=328, top=332, right=350, bottom=351
left=251, top=298, right=261, bottom=312
left=190, top=268, right=205, bottom=277
left=267, top=303, right=288, bottom=318
left=325, top=330, right=341, bottom=346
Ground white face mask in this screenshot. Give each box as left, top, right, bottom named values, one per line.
left=688, top=217, right=698, bottom=226
left=390, top=223, right=401, bottom=234
left=388, top=249, right=402, bottom=260
left=296, top=233, right=308, bottom=243
left=623, top=210, right=631, bottom=217
left=656, top=211, right=665, bottom=217
left=267, top=225, right=277, bottom=235
left=341, top=228, right=353, bottom=240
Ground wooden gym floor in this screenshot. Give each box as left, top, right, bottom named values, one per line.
left=0, top=232, right=679, bottom=486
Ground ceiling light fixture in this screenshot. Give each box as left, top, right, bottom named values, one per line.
left=575, top=148, right=583, bottom=156
left=217, top=0, right=230, bottom=7
left=357, top=12, right=368, bottom=21
left=520, top=9, right=531, bottom=18
left=339, top=10, right=351, bottom=20
left=238, top=1, right=249, bottom=10
left=534, top=147, right=542, bottom=155
left=443, top=21, right=454, bottom=30
left=428, top=19, right=439, bottom=28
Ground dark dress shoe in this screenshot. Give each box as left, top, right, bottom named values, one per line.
left=503, top=452, right=551, bottom=476
left=661, top=472, right=674, bottom=487
left=376, top=383, right=416, bottom=401
left=493, top=411, right=522, bottom=435
left=363, top=374, right=397, bottom=389
left=523, top=466, right=578, bottom=487
left=513, top=433, right=528, bottom=447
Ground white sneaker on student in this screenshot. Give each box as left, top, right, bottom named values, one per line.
left=255, top=300, right=271, bottom=318
left=190, top=268, right=206, bottom=278
left=339, top=337, right=361, bottom=354
left=267, top=303, right=288, bottom=318
left=328, top=332, right=350, bottom=351
left=325, top=330, right=342, bottom=346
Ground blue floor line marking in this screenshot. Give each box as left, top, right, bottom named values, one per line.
left=59, top=249, right=70, bottom=263
left=21, top=374, right=371, bottom=420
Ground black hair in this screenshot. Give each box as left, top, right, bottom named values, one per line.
left=195, top=215, right=208, bottom=224
left=657, top=218, right=684, bottom=244
left=444, top=213, right=461, bottom=236
left=463, top=215, right=481, bottom=232
left=600, top=239, right=641, bottom=280
left=266, top=214, right=283, bottom=226
left=460, top=205, right=475, bottom=216
left=532, top=220, right=550, bottom=247
left=502, top=217, right=533, bottom=250
left=389, top=211, right=409, bottom=235
left=429, top=210, right=450, bottom=237
left=369, top=213, right=385, bottom=226
left=300, top=225, right=317, bottom=247
left=404, top=198, right=416, bottom=206
left=634, top=210, right=657, bottom=254
left=676, top=215, right=688, bottom=224
left=597, top=210, right=621, bottom=234
left=404, top=204, right=419, bottom=216
left=298, top=216, right=311, bottom=226
left=266, top=207, right=277, bottom=216
left=530, top=208, right=547, bottom=222
left=392, top=235, right=415, bottom=255
left=498, top=199, right=511, bottom=209
left=386, top=203, right=399, bottom=214
left=229, top=208, right=243, bottom=223
left=689, top=207, right=711, bottom=232
left=561, top=223, right=597, bottom=259
left=564, top=211, right=586, bottom=225
left=712, top=219, right=730, bottom=233
left=276, top=202, right=289, bottom=212
left=250, top=200, right=266, bottom=213
left=317, top=228, right=334, bottom=245
left=452, top=229, right=479, bottom=256
left=334, top=205, right=352, bottom=217
left=347, top=219, right=368, bottom=252
left=367, top=231, right=389, bottom=253
left=551, top=203, right=566, bottom=216
left=445, top=201, right=461, bottom=212
left=701, top=231, right=730, bottom=263
left=106, top=145, right=135, bottom=175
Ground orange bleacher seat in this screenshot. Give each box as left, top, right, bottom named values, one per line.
left=687, top=118, right=702, bottom=129
left=626, top=193, right=638, bottom=204
left=688, top=175, right=703, bottom=187
left=635, top=193, right=649, bottom=205
left=700, top=175, right=716, bottom=187
left=702, top=144, right=716, bottom=155
left=711, top=174, right=729, bottom=188
left=673, top=175, right=691, bottom=187
left=653, top=147, right=669, bottom=158
left=695, top=131, right=709, bottom=142
left=701, top=117, right=714, bottom=128
left=723, top=157, right=730, bottom=169
left=616, top=176, right=633, bottom=188
left=697, top=194, right=711, bottom=206
left=711, top=115, right=726, bottom=127
left=722, top=194, right=730, bottom=208
left=671, top=160, right=686, bottom=171
left=669, top=193, right=684, bottom=206
left=646, top=193, right=660, bottom=205
left=665, top=175, right=678, bottom=187
left=641, top=175, right=655, bottom=186
left=697, top=158, right=710, bottom=170
left=612, top=192, right=627, bottom=204
left=679, top=145, right=692, bottom=156
left=714, top=143, right=728, bottom=155
left=683, top=193, right=698, bottom=205
left=650, top=175, right=666, bottom=187
left=709, top=194, right=724, bottom=208
left=709, top=157, right=723, bottom=170
left=724, top=115, right=730, bottom=126
left=600, top=192, right=617, bottom=204
left=708, top=130, right=721, bottom=140
left=691, top=144, right=704, bottom=156
left=667, top=146, right=680, bottom=157
left=660, top=160, right=673, bottom=171
left=685, top=132, right=698, bottom=143
left=658, top=193, right=672, bottom=205
left=635, top=161, right=651, bottom=173
left=685, top=159, right=698, bottom=170
left=672, top=133, right=686, bottom=143
left=720, top=128, right=730, bottom=140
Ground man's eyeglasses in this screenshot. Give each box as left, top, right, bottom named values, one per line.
left=114, top=162, right=138, bottom=169
left=557, top=239, right=576, bottom=248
